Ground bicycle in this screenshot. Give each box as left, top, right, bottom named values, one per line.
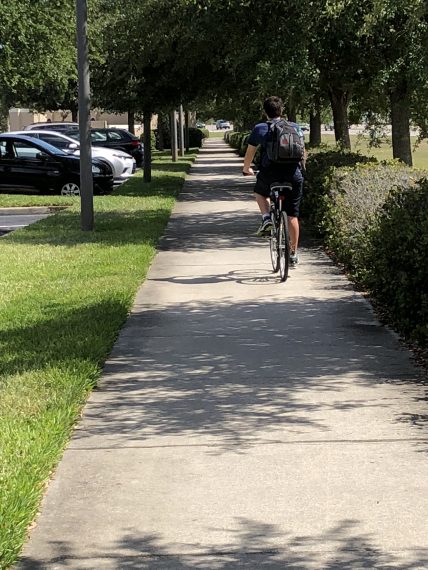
left=269, top=182, right=292, bottom=282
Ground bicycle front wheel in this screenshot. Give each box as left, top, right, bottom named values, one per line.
left=279, top=211, right=290, bottom=282
left=269, top=212, right=280, bottom=272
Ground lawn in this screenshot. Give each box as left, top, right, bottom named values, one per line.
left=209, top=129, right=228, bottom=138
left=321, top=133, right=428, bottom=169
left=209, top=129, right=428, bottom=169
left=0, top=150, right=197, bottom=569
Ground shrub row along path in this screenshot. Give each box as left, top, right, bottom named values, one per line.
left=18, top=139, right=428, bottom=569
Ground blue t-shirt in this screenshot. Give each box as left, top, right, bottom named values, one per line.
left=247, top=118, right=304, bottom=178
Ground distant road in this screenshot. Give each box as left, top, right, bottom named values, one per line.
left=0, top=209, right=52, bottom=236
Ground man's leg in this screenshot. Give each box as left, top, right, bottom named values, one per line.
left=285, top=179, right=303, bottom=263
left=288, top=216, right=299, bottom=254
left=255, top=193, right=270, bottom=215
left=254, top=175, right=273, bottom=237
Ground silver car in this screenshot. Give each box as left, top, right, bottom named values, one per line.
left=9, top=130, right=136, bottom=181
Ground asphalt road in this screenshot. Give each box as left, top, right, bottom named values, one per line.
left=0, top=211, right=52, bottom=236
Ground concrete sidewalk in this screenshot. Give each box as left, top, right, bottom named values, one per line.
left=18, top=139, right=428, bottom=569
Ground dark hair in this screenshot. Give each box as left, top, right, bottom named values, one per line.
left=263, top=96, right=283, bottom=119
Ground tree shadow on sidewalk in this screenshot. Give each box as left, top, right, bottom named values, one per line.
left=18, top=518, right=428, bottom=568
left=68, top=295, right=427, bottom=454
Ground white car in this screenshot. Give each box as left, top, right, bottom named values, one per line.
left=9, top=130, right=136, bottom=181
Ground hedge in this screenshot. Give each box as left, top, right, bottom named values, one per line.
left=321, top=161, right=426, bottom=280
left=365, top=179, right=428, bottom=344
left=153, top=127, right=208, bottom=150
left=313, top=159, right=428, bottom=345
left=227, top=131, right=250, bottom=156
left=302, top=148, right=377, bottom=226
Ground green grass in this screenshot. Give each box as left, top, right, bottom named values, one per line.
left=0, top=194, right=75, bottom=208
left=321, top=134, right=428, bottom=169
left=209, top=130, right=227, bottom=138
left=0, top=150, right=197, bottom=569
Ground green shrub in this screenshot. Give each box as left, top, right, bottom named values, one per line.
left=303, top=148, right=428, bottom=346
left=154, top=127, right=207, bottom=150
left=227, top=131, right=250, bottom=156
left=322, top=162, right=426, bottom=279
left=366, top=179, right=428, bottom=344
left=138, top=131, right=157, bottom=153
left=199, top=127, right=210, bottom=140
left=302, top=149, right=377, bottom=227
left=238, top=133, right=249, bottom=156
left=228, top=132, right=242, bottom=149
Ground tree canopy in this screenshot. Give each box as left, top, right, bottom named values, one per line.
left=1, top=0, right=427, bottom=163
left=0, top=0, right=76, bottom=127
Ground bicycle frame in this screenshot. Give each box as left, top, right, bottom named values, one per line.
left=269, top=182, right=292, bottom=281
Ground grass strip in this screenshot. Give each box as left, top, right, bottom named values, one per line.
left=0, top=150, right=197, bottom=569
left=320, top=134, right=428, bottom=169
left=208, top=130, right=228, bottom=138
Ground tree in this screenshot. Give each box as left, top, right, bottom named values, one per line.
left=0, top=0, right=77, bottom=128
left=357, top=0, right=428, bottom=164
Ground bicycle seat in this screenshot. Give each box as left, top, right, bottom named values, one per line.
left=270, top=181, right=293, bottom=189
left=270, top=182, right=293, bottom=198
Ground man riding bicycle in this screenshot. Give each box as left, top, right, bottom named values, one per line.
left=242, top=96, right=306, bottom=265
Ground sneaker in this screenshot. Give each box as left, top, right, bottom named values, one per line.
left=256, top=218, right=273, bottom=237
left=290, top=252, right=299, bottom=266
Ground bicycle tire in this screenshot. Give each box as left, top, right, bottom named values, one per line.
left=269, top=211, right=280, bottom=272
left=279, top=211, right=290, bottom=282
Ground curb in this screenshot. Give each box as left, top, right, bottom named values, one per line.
left=0, top=206, right=67, bottom=216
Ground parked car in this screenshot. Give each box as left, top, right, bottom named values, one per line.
left=11, top=130, right=136, bottom=181
left=65, top=128, right=144, bottom=167
left=196, top=121, right=206, bottom=128
left=216, top=120, right=231, bottom=130
left=24, top=121, right=79, bottom=133
left=0, top=134, right=113, bottom=196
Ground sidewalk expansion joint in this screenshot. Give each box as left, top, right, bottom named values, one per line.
left=31, top=546, right=426, bottom=563
left=68, top=437, right=428, bottom=451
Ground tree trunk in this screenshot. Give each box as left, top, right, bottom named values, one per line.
left=0, top=100, right=9, bottom=131
left=156, top=113, right=164, bottom=151
left=143, top=110, right=152, bottom=183
left=328, top=86, right=351, bottom=149
left=286, top=87, right=297, bottom=123
left=390, top=83, right=412, bottom=166
left=128, top=109, right=135, bottom=134
left=185, top=110, right=190, bottom=152
left=170, top=110, right=178, bottom=162
left=288, top=106, right=297, bottom=123
left=70, top=101, right=78, bottom=122
left=309, top=110, right=322, bottom=146
left=178, top=104, right=185, bottom=157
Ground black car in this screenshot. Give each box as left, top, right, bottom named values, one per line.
left=0, top=134, right=113, bottom=196
left=65, top=128, right=144, bottom=167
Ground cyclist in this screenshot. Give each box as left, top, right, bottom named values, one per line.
left=242, top=96, right=306, bottom=265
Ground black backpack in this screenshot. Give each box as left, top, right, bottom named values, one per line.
left=265, top=119, right=305, bottom=164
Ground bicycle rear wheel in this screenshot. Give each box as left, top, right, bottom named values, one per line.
left=279, top=211, right=290, bottom=282
left=269, top=212, right=279, bottom=272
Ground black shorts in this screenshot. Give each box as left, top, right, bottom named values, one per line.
left=254, top=167, right=303, bottom=217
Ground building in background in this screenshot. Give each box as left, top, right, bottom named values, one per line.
left=8, top=108, right=157, bottom=134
